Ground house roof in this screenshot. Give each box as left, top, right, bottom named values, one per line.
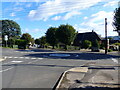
left=73, top=31, right=101, bottom=46
left=76, top=31, right=101, bottom=41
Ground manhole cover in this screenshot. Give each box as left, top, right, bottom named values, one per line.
left=49, top=54, right=70, bottom=57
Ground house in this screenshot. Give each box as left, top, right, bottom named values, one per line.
left=73, top=30, right=101, bottom=46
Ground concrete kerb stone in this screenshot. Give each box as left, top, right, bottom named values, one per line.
left=55, top=67, right=88, bottom=89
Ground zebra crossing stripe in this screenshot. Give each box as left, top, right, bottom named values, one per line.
left=13, top=57, right=18, bottom=58
left=24, top=57, right=30, bottom=59
left=3, top=56, right=43, bottom=60
left=31, top=58, right=37, bottom=59
left=19, top=57, right=24, bottom=59
left=8, top=57, right=13, bottom=58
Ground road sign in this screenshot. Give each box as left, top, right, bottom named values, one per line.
left=4, top=35, right=8, bottom=41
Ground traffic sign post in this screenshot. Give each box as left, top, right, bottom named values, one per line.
left=4, top=35, right=8, bottom=47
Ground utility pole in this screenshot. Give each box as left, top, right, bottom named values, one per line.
left=105, top=18, right=108, bottom=54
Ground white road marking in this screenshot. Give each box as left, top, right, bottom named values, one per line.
left=19, top=57, right=24, bottom=59
left=75, top=55, right=79, bottom=57
left=7, top=57, right=13, bottom=58
left=31, top=58, right=37, bottom=59
left=0, top=67, right=14, bottom=72
left=28, top=60, right=38, bottom=64
left=24, top=57, right=30, bottom=59
left=11, top=61, right=23, bottom=63
left=111, top=58, right=118, bottom=63
left=38, top=58, right=43, bottom=59
left=13, top=57, right=18, bottom=58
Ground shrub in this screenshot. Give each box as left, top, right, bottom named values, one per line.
left=82, top=40, right=92, bottom=49
left=108, top=49, right=113, bottom=52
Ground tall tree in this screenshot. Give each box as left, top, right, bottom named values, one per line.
left=35, top=39, right=41, bottom=45
left=113, top=7, right=120, bottom=36
left=56, top=24, right=76, bottom=50
left=1, top=20, right=21, bottom=39
left=40, top=36, right=47, bottom=48
left=21, top=33, right=32, bottom=45
left=46, top=27, right=58, bottom=49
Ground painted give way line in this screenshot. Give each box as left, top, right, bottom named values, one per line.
left=0, top=67, right=14, bottom=72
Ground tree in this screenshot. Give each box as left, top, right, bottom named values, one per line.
left=56, top=24, right=76, bottom=50
left=82, top=40, right=92, bottom=49
left=92, top=39, right=100, bottom=48
left=40, top=36, right=47, bottom=48
left=15, top=39, right=27, bottom=49
left=113, top=7, right=120, bottom=36
left=46, top=27, right=58, bottom=49
left=1, top=20, right=21, bottom=39
left=21, top=33, right=32, bottom=48
left=35, top=39, right=41, bottom=46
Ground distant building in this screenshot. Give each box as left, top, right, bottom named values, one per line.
left=73, top=31, right=101, bottom=46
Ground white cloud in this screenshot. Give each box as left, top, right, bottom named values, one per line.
left=52, top=16, right=61, bottom=20
left=10, top=13, right=16, bottom=17
left=103, top=1, right=118, bottom=7
left=63, top=11, right=81, bottom=20
left=80, top=11, right=117, bottom=37
left=84, top=16, right=88, bottom=20
left=28, top=0, right=102, bottom=21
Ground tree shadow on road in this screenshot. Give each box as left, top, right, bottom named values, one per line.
left=24, top=52, right=120, bottom=60
left=16, top=49, right=55, bottom=52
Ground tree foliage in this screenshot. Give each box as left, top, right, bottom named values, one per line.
left=113, top=7, right=120, bottom=35
left=40, top=36, right=47, bottom=48
left=46, top=27, right=58, bottom=49
left=92, top=39, right=100, bottom=48
left=21, top=33, right=32, bottom=45
left=35, top=39, right=41, bottom=45
left=82, top=40, right=92, bottom=49
left=1, top=20, right=21, bottom=38
left=56, top=24, right=76, bottom=49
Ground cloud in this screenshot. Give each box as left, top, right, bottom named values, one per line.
left=28, top=0, right=102, bottom=21
left=80, top=11, right=117, bottom=37
left=84, top=16, right=88, bottom=20
left=103, top=1, right=118, bottom=7
left=52, top=16, right=61, bottom=20
left=63, top=11, right=81, bottom=20
left=10, top=12, right=16, bottom=17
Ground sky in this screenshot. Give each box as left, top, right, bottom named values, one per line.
left=1, top=0, right=120, bottom=39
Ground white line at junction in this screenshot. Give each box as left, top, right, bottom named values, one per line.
left=0, top=67, right=14, bottom=72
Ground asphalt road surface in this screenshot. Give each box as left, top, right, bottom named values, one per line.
left=1, top=47, right=120, bottom=88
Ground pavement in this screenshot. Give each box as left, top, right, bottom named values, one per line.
left=55, top=65, right=120, bottom=89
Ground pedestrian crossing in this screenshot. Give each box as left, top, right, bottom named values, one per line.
left=3, top=56, right=43, bottom=60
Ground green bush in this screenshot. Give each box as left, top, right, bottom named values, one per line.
left=15, top=39, right=27, bottom=49
left=92, top=40, right=100, bottom=48
left=108, top=49, right=113, bottom=52
left=82, top=40, right=92, bottom=49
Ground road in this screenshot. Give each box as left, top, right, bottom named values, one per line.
left=1, top=47, right=120, bottom=88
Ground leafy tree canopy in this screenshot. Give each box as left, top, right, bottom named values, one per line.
left=1, top=20, right=21, bottom=39
left=46, top=27, right=58, bottom=48
left=35, top=39, right=41, bottom=45
left=56, top=24, right=76, bottom=46
left=21, top=33, right=32, bottom=44
left=113, top=7, right=120, bottom=35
